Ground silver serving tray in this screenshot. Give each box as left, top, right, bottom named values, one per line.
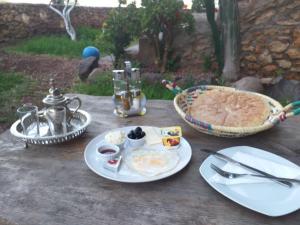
left=10, top=109, right=91, bottom=145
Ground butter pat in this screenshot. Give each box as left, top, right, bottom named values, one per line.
left=144, top=127, right=162, bottom=145
left=161, top=126, right=182, bottom=137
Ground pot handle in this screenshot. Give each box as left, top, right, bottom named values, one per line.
left=275, top=101, right=300, bottom=123
left=66, top=96, right=82, bottom=115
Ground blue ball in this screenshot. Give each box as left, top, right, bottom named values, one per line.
left=82, top=46, right=100, bottom=60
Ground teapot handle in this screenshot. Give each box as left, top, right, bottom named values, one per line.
left=67, top=96, right=82, bottom=115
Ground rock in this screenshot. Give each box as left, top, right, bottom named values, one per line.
left=233, top=76, right=264, bottom=93
left=242, top=45, right=255, bottom=52
left=287, top=48, right=300, bottom=59
left=277, top=59, right=292, bottom=69
left=87, top=68, right=103, bottom=84
left=258, top=50, right=272, bottom=65
left=294, top=38, right=300, bottom=48
left=125, top=44, right=139, bottom=60
left=276, top=20, right=300, bottom=26
left=98, top=55, right=114, bottom=71
left=293, top=28, right=300, bottom=38
left=265, top=79, right=300, bottom=102
left=244, top=54, right=257, bottom=62
left=277, top=36, right=291, bottom=41
left=78, top=56, right=98, bottom=81
left=269, top=41, right=289, bottom=53
left=291, top=67, right=300, bottom=72
left=262, top=64, right=277, bottom=72
left=247, top=63, right=260, bottom=70
left=255, top=10, right=275, bottom=24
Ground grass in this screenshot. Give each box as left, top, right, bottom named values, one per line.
left=73, top=72, right=176, bottom=100
left=0, top=72, right=35, bottom=124
left=7, top=27, right=112, bottom=58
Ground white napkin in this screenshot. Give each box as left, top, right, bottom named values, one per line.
left=209, top=152, right=300, bottom=185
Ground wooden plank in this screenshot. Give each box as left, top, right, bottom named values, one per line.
left=0, top=95, right=299, bottom=225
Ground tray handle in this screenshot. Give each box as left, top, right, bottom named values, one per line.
left=274, top=101, right=300, bottom=123
left=162, top=79, right=182, bottom=95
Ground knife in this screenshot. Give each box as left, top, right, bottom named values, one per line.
left=201, top=148, right=293, bottom=187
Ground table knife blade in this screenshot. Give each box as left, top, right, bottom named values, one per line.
left=201, top=148, right=292, bottom=187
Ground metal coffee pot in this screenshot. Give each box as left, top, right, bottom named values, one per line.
left=43, top=79, right=82, bottom=124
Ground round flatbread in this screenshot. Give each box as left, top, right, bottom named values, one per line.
left=125, top=149, right=179, bottom=177
left=188, top=89, right=270, bottom=127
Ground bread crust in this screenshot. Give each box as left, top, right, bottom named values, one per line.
left=189, top=89, right=270, bottom=127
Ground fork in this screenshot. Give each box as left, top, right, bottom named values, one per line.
left=210, top=164, right=300, bottom=187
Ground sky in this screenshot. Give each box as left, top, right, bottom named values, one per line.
left=4, top=0, right=194, bottom=8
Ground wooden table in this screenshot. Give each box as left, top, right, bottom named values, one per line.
left=1, top=94, right=300, bottom=225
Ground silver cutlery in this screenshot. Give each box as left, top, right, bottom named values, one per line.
left=210, top=163, right=300, bottom=187
left=201, top=148, right=292, bottom=187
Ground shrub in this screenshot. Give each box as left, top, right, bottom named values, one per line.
left=103, top=1, right=141, bottom=68
left=141, top=0, right=195, bottom=73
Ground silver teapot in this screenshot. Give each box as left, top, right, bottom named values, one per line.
left=43, top=79, right=81, bottom=124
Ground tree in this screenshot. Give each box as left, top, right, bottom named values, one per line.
left=141, top=0, right=195, bottom=73
left=104, top=0, right=141, bottom=68
left=49, top=0, right=77, bottom=41
left=219, top=0, right=240, bottom=81
left=203, top=0, right=240, bottom=81
left=204, top=0, right=223, bottom=75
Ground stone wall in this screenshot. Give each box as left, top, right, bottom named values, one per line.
left=239, top=0, right=300, bottom=79
left=171, top=0, right=300, bottom=78
left=173, top=13, right=213, bottom=71
left=1, top=2, right=299, bottom=78
left=0, top=3, right=111, bottom=43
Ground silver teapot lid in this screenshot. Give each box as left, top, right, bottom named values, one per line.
left=43, top=79, right=68, bottom=105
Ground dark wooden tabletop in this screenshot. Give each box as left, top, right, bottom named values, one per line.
left=1, top=94, right=300, bottom=225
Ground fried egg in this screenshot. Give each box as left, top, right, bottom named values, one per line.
left=125, top=149, right=180, bottom=177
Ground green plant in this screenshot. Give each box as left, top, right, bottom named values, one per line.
left=0, top=72, right=35, bottom=124
left=166, top=51, right=181, bottom=72
left=275, top=68, right=284, bottom=77
left=192, top=0, right=206, bottom=12
left=279, top=98, right=292, bottom=106
left=7, top=27, right=111, bottom=58
left=73, top=71, right=174, bottom=100
left=141, top=0, right=195, bottom=73
left=202, top=54, right=212, bottom=72
left=103, top=0, right=141, bottom=68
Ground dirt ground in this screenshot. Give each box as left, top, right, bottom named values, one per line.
left=0, top=50, right=80, bottom=90
left=0, top=48, right=209, bottom=133
left=0, top=50, right=81, bottom=133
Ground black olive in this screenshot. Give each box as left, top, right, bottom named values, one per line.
left=135, top=127, right=142, bottom=134
left=128, top=130, right=136, bottom=139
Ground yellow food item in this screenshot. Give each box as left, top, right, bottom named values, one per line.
left=188, top=89, right=270, bottom=127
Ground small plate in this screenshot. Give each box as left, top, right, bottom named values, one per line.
left=199, top=146, right=300, bottom=217
left=84, top=126, right=192, bottom=183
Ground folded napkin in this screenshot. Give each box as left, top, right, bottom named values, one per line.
left=209, top=151, right=300, bottom=185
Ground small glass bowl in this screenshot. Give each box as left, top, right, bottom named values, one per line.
left=96, top=143, right=120, bottom=161
left=126, top=135, right=146, bottom=148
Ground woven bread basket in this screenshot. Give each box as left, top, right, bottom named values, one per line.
left=173, top=85, right=300, bottom=138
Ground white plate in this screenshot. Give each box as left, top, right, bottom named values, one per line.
left=84, top=126, right=192, bottom=183
left=199, top=146, right=300, bottom=217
